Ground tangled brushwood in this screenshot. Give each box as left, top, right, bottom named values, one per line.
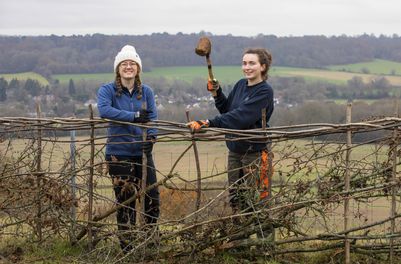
left=0, top=138, right=77, bottom=238
left=0, top=109, right=400, bottom=262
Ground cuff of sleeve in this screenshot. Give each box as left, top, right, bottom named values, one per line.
left=213, top=87, right=222, bottom=98
left=132, top=111, right=140, bottom=122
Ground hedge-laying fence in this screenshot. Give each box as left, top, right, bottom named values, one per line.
left=0, top=102, right=400, bottom=263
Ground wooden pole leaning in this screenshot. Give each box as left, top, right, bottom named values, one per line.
left=141, top=101, right=148, bottom=226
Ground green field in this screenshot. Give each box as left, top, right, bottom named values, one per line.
left=3, top=59, right=401, bottom=87
left=51, top=66, right=354, bottom=85
left=51, top=66, right=243, bottom=85
left=145, top=65, right=242, bottom=84
left=51, top=72, right=114, bottom=84
left=0, top=71, right=49, bottom=86
left=51, top=65, right=401, bottom=86
left=53, top=61, right=401, bottom=86
left=332, top=99, right=379, bottom=105
left=328, top=59, right=401, bottom=76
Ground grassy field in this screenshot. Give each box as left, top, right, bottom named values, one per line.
left=4, top=59, right=401, bottom=87
left=332, top=98, right=379, bottom=104
left=51, top=72, right=114, bottom=85
left=328, top=59, right=401, bottom=75
left=2, top=135, right=390, bottom=182
left=0, top=71, right=50, bottom=86
left=52, top=64, right=401, bottom=86
left=145, top=65, right=242, bottom=84
left=2, top=135, right=229, bottom=183
left=51, top=66, right=243, bottom=85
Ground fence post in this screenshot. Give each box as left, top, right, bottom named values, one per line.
left=88, top=105, right=95, bottom=249
left=344, top=101, right=352, bottom=264
left=186, top=110, right=202, bottom=215
left=389, top=98, right=399, bottom=263
left=141, top=101, right=148, bottom=225
left=35, top=102, right=43, bottom=242
left=70, top=129, right=77, bottom=242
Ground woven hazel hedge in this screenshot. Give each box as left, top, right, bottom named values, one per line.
left=0, top=106, right=400, bottom=262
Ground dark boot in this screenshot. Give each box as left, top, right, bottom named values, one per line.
left=118, top=231, right=133, bottom=254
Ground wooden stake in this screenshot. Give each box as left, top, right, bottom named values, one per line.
left=186, top=110, right=202, bottom=216
left=389, top=98, right=399, bottom=263
left=141, top=101, right=148, bottom=226
left=88, top=104, right=95, bottom=249
left=344, top=101, right=352, bottom=264
left=35, top=102, right=42, bottom=242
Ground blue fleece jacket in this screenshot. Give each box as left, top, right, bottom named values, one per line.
left=97, top=82, right=157, bottom=157
left=209, top=78, right=274, bottom=153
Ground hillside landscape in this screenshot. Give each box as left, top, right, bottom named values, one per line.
left=1, top=32, right=401, bottom=263
left=0, top=33, right=400, bottom=129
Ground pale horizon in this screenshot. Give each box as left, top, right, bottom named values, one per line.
left=1, top=0, right=401, bottom=37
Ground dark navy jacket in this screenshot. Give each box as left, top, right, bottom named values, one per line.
left=209, top=78, right=274, bottom=153
left=97, top=82, right=157, bottom=157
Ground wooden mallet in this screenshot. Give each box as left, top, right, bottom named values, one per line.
left=195, top=37, right=214, bottom=80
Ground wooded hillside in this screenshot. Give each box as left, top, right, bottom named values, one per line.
left=1, top=33, right=401, bottom=76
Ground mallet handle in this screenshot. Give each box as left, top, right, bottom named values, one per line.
left=206, top=54, right=214, bottom=80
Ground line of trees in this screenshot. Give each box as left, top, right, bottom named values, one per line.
left=1, top=33, right=401, bottom=76
left=1, top=74, right=396, bottom=125
left=2, top=76, right=396, bottom=144
left=273, top=75, right=397, bottom=104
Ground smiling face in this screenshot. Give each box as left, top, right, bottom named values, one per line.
left=118, top=60, right=138, bottom=80
left=242, top=53, right=266, bottom=85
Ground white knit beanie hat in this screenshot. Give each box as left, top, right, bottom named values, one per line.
left=114, top=45, right=142, bottom=73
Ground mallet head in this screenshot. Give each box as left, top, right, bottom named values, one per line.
left=195, top=37, right=211, bottom=56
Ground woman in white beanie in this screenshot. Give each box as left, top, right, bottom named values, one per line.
left=97, top=44, right=159, bottom=252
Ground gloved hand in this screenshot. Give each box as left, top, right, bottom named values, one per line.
left=142, top=137, right=155, bottom=154
left=207, top=78, right=220, bottom=97
left=186, top=120, right=209, bottom=132
left=133, top=109, right=151, bottom=123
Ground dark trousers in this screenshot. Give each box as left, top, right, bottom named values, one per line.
left=228, top=151, right=261, bottom=212
left=227, top=149, right=274, bottom=239
left=106, top=154, right=160, bottom=231
left=227, top=149, right=273, bottom=211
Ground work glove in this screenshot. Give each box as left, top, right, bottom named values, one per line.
left=207, top=78, right=220, bottom=97
left=133, top=109, right=151, bottom=123
left=142, top=137, right=155, bottom=154
left=186, top=120, right=209, bottom=132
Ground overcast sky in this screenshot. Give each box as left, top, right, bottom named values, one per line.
left=1, top=0, right=400, bottom=37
